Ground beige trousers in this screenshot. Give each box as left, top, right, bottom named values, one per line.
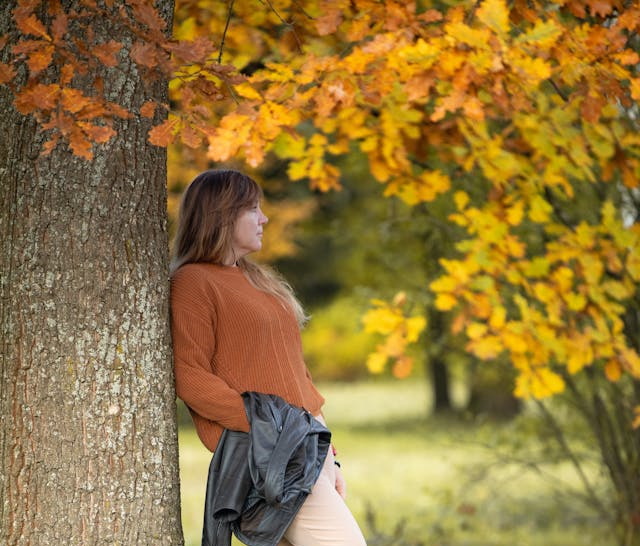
left=278, top=419, right=367, bottom=546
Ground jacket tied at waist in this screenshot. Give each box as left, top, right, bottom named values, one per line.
left=202, top=391, right=331, bottom=546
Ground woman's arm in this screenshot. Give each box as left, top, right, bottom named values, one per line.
left=170, top=267, right=250, bottom=432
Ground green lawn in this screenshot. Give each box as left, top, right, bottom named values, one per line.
left=178, top=380, right=612, bottom=546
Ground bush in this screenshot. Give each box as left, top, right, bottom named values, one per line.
left=302, top=296, right=377, bottom=381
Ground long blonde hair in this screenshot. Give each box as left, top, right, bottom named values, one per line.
left=170, top=169, right=307, bottom=325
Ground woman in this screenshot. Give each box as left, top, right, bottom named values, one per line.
left=170, top=169, right=367, bottom=546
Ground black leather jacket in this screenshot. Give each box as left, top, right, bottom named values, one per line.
left=202, top=391, right=331, bottom=546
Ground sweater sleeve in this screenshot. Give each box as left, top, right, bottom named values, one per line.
left=170, top=266, right=250, bottom=433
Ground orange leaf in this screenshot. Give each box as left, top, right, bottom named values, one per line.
left=51, top=12, right=68, bottom=41
left=78, top=121, right=116, bottom=144
left=69, top=127, right=94, bottom=159
left=130, top=41, right=161, bottom=69
left=168, top=37, right=213, bottom=64
left=316, top=9, right=342, bottom=35
left=92, top=40, right=123, bottom=67
left=14, top=83, right=59, bottom=114
left=26, top=43, right=54, bottom=73
left=139, top=100, right=157, bottom=118
left=16, top=14, right=51, bottom=40
left=148, top=117, right=179, bottom=147
left=130, top=1, right=167, bottom=33
left=41, top=133, right=60, bottom=156
left=585, top=0, right=616, bottom=17
left=180, top=123, right=202, bottom=148
left=604, top=359, right=622, bottom=382
left=61, top=88, right=94, bottom=114
left=0, top=62, right=16, bottom=85
left=60, top=64, right=74, bottom=86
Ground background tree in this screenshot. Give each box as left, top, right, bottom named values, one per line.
left=0, top=1, right=183, bottom=543
left=172, top=0, right=640, bottom=539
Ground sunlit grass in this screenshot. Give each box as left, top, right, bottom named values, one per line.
left=178, top=379, right=612, bottom=546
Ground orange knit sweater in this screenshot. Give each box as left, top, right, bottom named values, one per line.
left=170, top=262, right=325, bottom=451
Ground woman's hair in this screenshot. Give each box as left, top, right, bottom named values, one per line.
left=170, top=169, right=307, bottom=325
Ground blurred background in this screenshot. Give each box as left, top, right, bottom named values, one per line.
left=169, top=154, right=614, bottom=546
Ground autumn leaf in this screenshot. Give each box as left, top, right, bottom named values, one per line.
left=130, top=41, right=162, bottom=69
left=168, top=37, right=214, bottom=64
left=129, top=0, right=168, bottom=33
left=69, top=127, right=94, bottom=159
left=92, top=40, right=123, bottom=67
left=16, top=14, right=51, bottom=40
left=139, top=100, right=157, bottom=118
left=148, top=116, right=179, bottom=147
left=77, top=121, right=116, bottom=144
left=14, top=83, right=60, bottom=114
left=51, top=12, right=68, bottom=42
left=0, top=62, right=16, bottom=85
left=180, top=123, right=202, bottom=148
left=476, top=0, right=510, bottom=36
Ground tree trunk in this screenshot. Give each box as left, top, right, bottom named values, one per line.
left=427, top=309, right=452, bottom=413
left=431, top=357, right=452, bottom=413
left=0, top=2, right=183, bottom=544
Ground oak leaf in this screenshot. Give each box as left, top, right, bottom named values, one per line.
left=92, top=40, right=123, bottom=67
left=14, top=83, right=60, bottom=114
left=148, top=116, right=179, bottom=147
left=77, top=121, right=116, bottom=143
left=130, top=41, right=161, bottom=69
left=16, top=14, right=51, bottom=40
left=0, top=62, right=16, bottom=85
left=476, top=0, right=510, bottom=36
left=139, top=100, right=157, bottom=118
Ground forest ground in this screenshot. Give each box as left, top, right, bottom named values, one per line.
left=178, top=379, right=612, bottom=546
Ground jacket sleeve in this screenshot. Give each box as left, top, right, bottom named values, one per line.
left=170, top=266, right=250, bottom=433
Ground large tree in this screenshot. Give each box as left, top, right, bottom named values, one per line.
left=0, top=1, right=183, bottom=543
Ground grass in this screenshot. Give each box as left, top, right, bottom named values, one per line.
left=178, top=379, right=613, bottom=546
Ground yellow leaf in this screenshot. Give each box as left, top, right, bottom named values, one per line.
left=445, top=22, right=491, bottom=49
left=602, top=280, right=632, bottom=300
left=530, top=367, right=565, bottom=399
left=523, top=257, right=550, bottom=278
left=235, top=82, right=262, bottom=101
left=467, top=335, right=503, bottom=359
left=506, top=200, right=524, bottom=226
left=362, top=307, right=403, bottom=335
left=466, top=322, right=488, bottom=340
left=454, top=191, right=470, bottom=210
left=515, top=19, right=562, bottom=49
left=366, top=351, right=387, bottom=374
left=529, top=194, right=553, bottom=224
left=430, top=276, right=458, bottom=293
left=489, top=306, right=506, bottom=329
left=533, top=282, right=555, bottom=303
left=476, top=0, right=510, bottom=36
left=604, top=359, right=622, bottom=382
left=620, top=348, right=640, bottom=377
left=502, top=326, right=528, bottom=354
left=565, top=292, right=587, bottom=311
left=406, top=316, right=427, bottom=343
left=435, top=293, right=457, bottom=311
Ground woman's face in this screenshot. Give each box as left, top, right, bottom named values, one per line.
left=230, top=202, right=268, bottom=261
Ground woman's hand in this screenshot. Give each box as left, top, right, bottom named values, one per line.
left=334, top=463, right=347, bottom=499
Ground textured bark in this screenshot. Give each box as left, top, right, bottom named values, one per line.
left=0, top=2, right=183, bottom=544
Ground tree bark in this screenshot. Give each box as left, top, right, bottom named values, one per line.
left=0, top=2, right=183, bottom=544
